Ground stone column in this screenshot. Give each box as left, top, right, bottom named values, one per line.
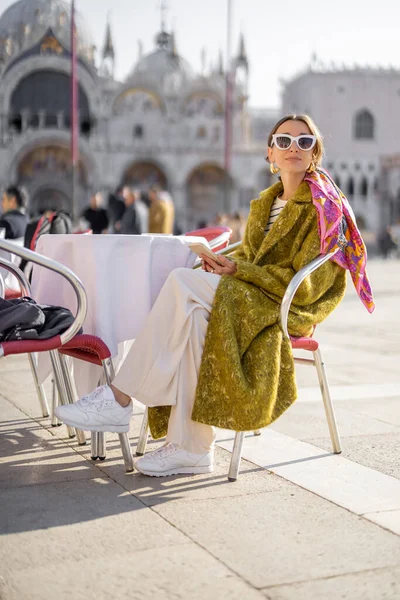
left=38, top=110, right=45, bottom=129
left=171, top=185, right=187, bottom=233
left=21, top=108, right=29, bottom=132
left=57, top=110, right=64, bottom=129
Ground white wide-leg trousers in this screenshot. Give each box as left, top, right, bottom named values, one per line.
left=113, top=267, right=220, bottom=454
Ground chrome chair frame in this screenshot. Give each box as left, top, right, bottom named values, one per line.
left=0, top=240, right=134, bottom=472
left=0, top=240, right=88, bottom=444
left=227, top=247, right=341, bottom=481
left=0, top=271, right=5, bottom=298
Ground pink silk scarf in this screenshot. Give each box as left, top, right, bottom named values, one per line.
left=304, top=169, right=375, bottom=313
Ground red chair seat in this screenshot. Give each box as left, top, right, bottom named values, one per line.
left=1, top=334, right=112, bottom=363
left=58, top=334, right=112, bottom=365
left=1, top=336, right=63, bottom=356
left=185, top=226, right=232, bottom=242
left=290, top=336, right=319, bottom=351
left=5, top=289, right=22, bottom=300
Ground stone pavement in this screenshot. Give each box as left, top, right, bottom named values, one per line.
left=0, top=258, right=399, bottom=600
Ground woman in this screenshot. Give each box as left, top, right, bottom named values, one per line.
left=56, top=114, right=374, bottom=477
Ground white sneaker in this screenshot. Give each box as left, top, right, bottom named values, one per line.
left=135, top=442, right=214, bottom=477
left=54, top=385, right=132, bottom=433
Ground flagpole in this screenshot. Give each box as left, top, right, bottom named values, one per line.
left=224, top=0, right=233, bottom=214
left=71, top=0, right=79, bottom=222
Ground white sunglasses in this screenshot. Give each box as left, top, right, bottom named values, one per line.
left=271, top=134, right=317, bottom=151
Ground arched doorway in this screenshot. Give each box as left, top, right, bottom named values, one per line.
left=122, top=161, right=168, bottom=189
left=186, top=164, right=231, bottom=228
left=17, top=145, right=89, bottom=215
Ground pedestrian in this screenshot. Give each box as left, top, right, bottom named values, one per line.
left=135, top=190, right=150, bottom=233
left=81, top=192, right=109, bottom=234
left=0, top=186, right=29, bottom=240
left=107, top=187, right=126, bottom=233
left=391, top=219, right=400, bottom=258
left=148, top=185, right=175, bottom=234
left=55, top=114, right=374, bottom=478
left=119, top=186, right=142, bottom=235
left=377, top=226, right=397, bottom=259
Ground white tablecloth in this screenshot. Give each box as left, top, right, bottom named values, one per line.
left=31, top=233, right=205, bottom=395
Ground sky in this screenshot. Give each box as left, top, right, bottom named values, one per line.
left=0, top=0, right=399, bottom=108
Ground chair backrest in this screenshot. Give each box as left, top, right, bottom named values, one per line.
left=185, top=226, right=232, bottom=252
left=0, top=239, right=88, bottom=349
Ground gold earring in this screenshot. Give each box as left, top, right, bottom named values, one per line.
left=306, top=162, right=316, bottom=173
left=270, top=162, right=279, bottom=175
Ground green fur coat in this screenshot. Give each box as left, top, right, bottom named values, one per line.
left=148, top=181, right=347, bottom=438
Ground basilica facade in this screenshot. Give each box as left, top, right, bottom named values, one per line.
left=0, top=0, right=275, bottom=230
left=0, top=0, right=398, bottom=231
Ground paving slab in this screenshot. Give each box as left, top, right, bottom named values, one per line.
left=269, top=400, right=400, bottom=439
left=339, top=396, right=400, bottom=428
left=0, top=544, right=265, bottom=600
left=364, top=510, right=400, bottom=536
left=0, top=395, right=102, bottom=489
left=0, top=477, right=190, bottom=568
left=153, top=491, right=400, bottom=589
left=304, top=432, right=400, bottom=480
left=218, top=429, right=400, bottom=515
left=262, top=566, right=400, bottom=600
left=96, top=444, right=287, bottom=506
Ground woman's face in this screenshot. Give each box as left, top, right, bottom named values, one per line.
left=268, top=120, right=315, bottom=175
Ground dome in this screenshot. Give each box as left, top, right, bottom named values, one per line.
left=0, top=0, right=94, bottom=56
left=129, top=30, right=194, bottom=93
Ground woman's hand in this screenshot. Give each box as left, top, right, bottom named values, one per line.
left=200, top=253, right=237, bottom=276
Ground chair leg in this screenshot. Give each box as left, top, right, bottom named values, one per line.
left=101, top=358, right=133, bottom=469
left=97, top=432, right=106, bottom=460
left=49, top=350, right=75, bottom=439
left=91, top=431, right=98, bottom=460
left=119, top=433, right=134, bottom=472
left=58, top=354, right=86, bottom=446
left=90, top=431, right=105, bottom=460
left=228, top=431, right=245, bottom=481
left=136, top=408, right=149, bottom=456
left=27, top=353, right=50, bottom=418
left=90, top=370, right=111, bottom=462
left=51, top=377, right=61, bottom=427
left=313, top=348, right=342, bottom=454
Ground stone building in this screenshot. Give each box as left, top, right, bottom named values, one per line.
left=2, top=0, right=398, bottom=232
left=282, top=59, right=400, bottom=230
left=0, top=0, right=275, bottom=229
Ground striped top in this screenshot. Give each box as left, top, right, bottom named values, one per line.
left=264, top=196, right=287, bottom=235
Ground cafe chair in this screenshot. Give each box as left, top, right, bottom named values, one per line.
left=185, top=226, right=232, bottom=253
left=0, top=240, right=134, bottom=472
left=135, top=244, right=342, bottom=481
left=57, top=335, right=133, bottom=472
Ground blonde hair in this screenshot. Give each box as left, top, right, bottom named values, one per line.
left=268, top=114, right=324, bottom=170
